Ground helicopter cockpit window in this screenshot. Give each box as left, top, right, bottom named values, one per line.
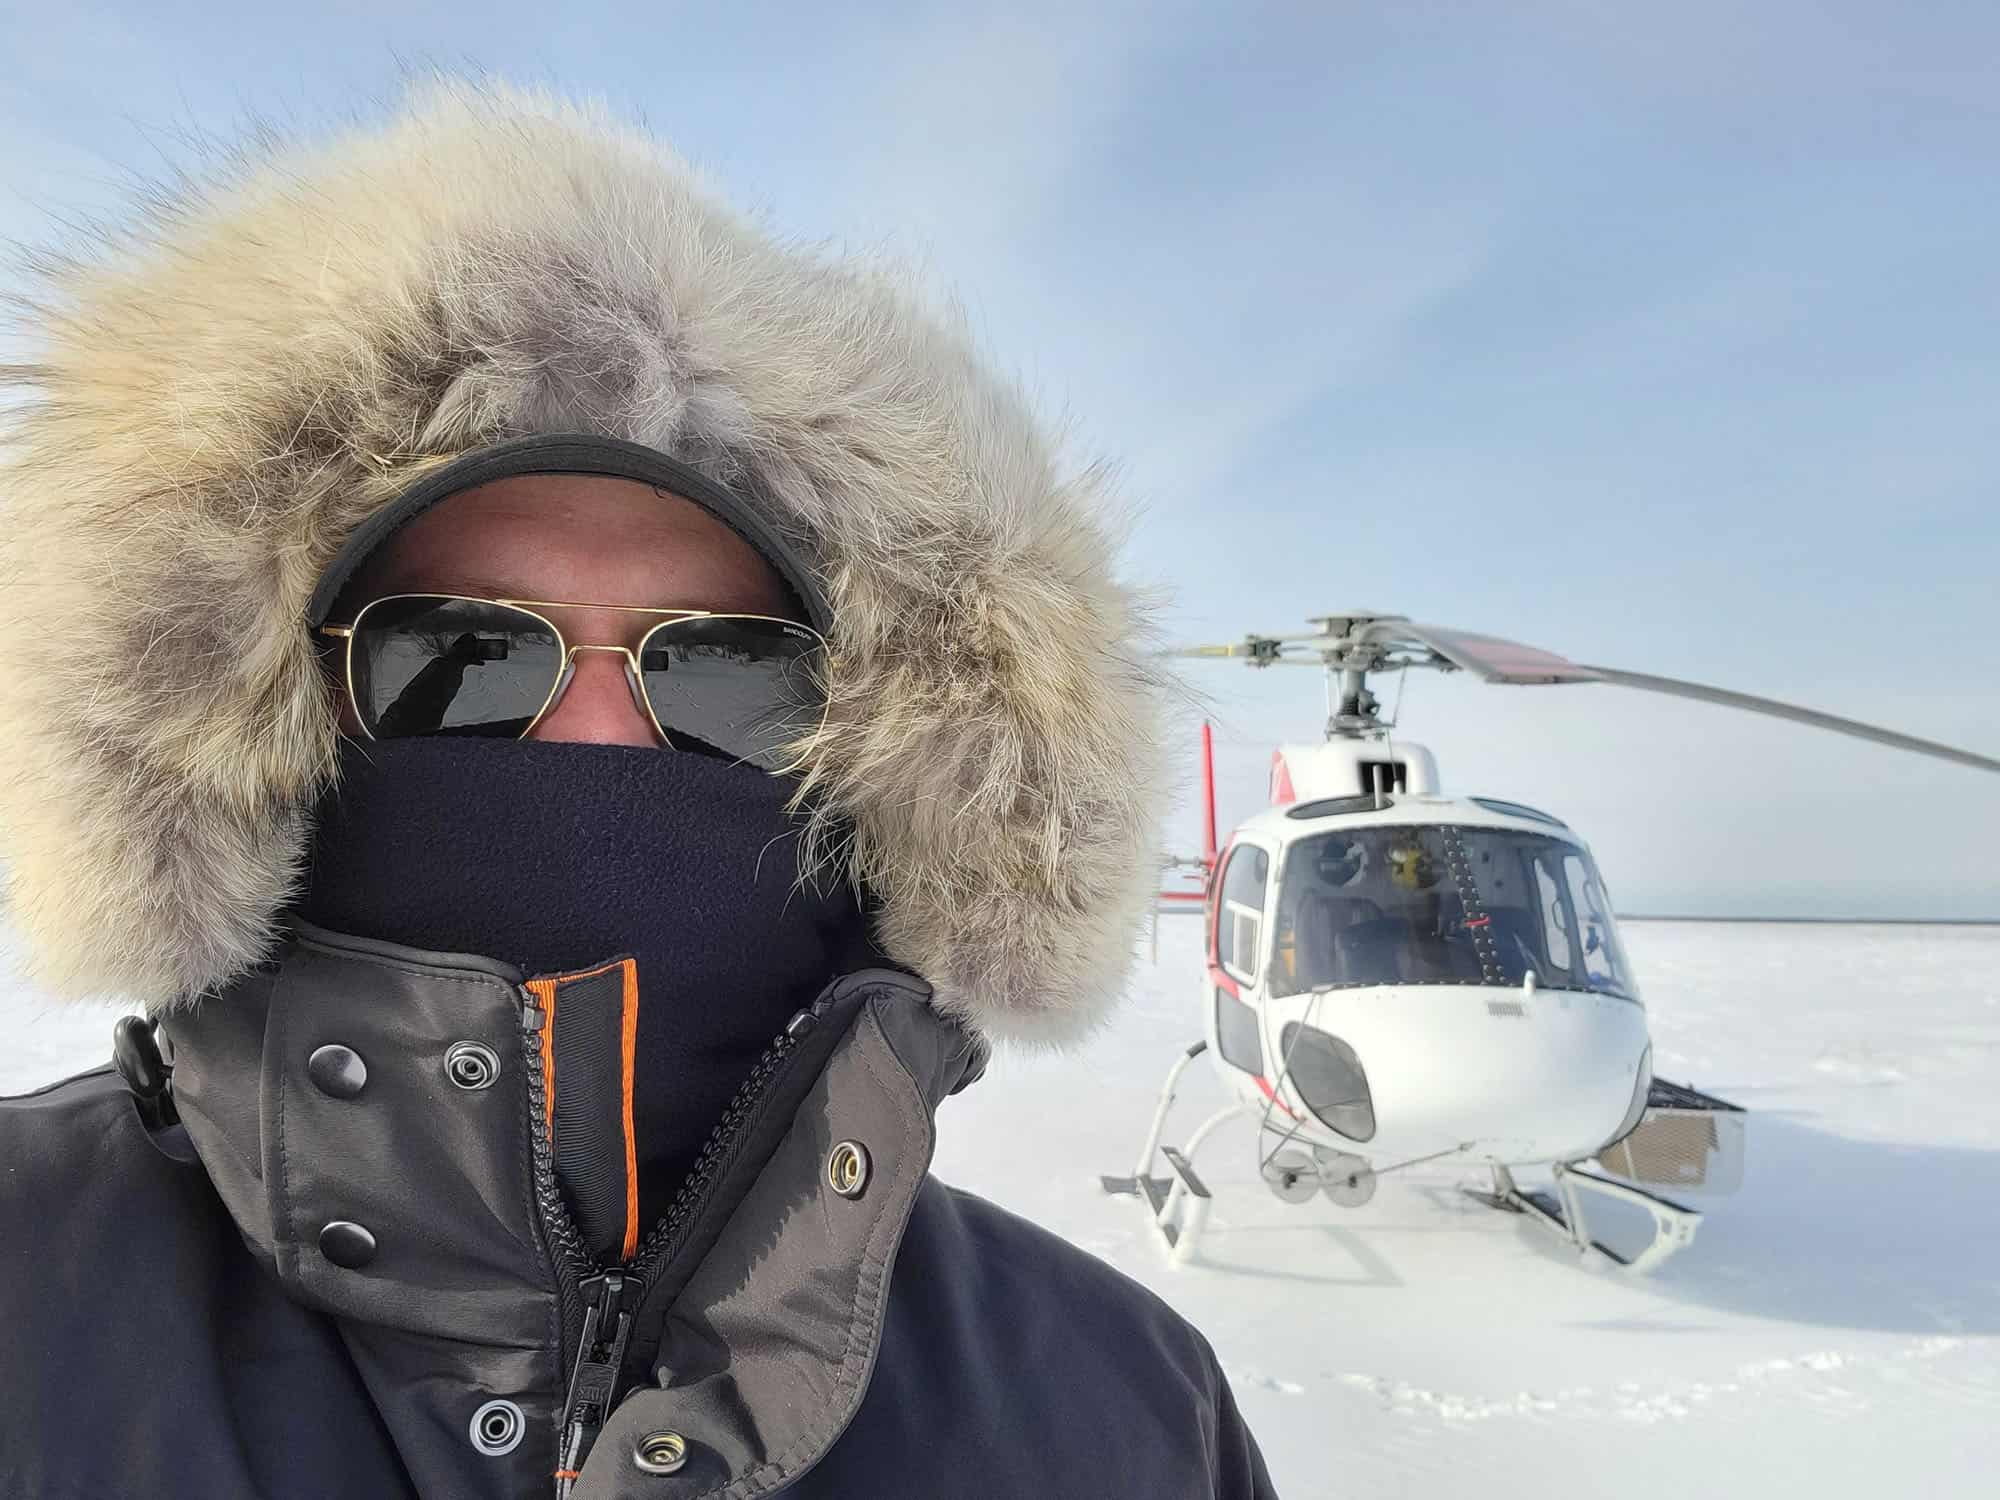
left=1535, top=857, right=1573, bottom=973
left=1564, top=852, right=1631, bottom=991
left=1216, top=843, right=1271, bottom=985
left=1269, top=826, right=1637, bottom=1001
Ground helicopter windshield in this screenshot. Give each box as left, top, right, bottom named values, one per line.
left=1269, top=825, right=1637, bottom=1001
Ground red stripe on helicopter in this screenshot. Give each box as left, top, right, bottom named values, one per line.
left=1206, top=837, right=1235, bottom=971
left=1207, top=963, right=1240, bottom=999
left=1254, top=1074, right=1301, bottom=1121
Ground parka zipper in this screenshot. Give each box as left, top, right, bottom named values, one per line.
left=522, top=987, right=827, bottom=1496
left=553, top=1270, right=636, bottom=1492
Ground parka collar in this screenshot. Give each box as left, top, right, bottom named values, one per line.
left=164, top=916, right=986, bottom=1499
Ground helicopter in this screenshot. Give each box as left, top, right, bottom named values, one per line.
left=1103, top=613, right=2000, bottom=1274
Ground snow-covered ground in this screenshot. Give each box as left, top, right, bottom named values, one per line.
left=935, top=919, right=2000, bottom=1498
left=9, top=920, right=1999, bottom=1497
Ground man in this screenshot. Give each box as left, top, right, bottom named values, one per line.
left=0, top=81, right=1276, bottom=1499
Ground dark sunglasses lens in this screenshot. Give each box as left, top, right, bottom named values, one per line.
left=638, top=617, right=826, bottom=770
left=349, top=597, right=562, bottom=739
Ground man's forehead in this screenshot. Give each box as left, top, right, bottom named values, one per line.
left=343, top=476, right=795, bottom=613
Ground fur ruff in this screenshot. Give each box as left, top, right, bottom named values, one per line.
left=0, top=81, right=1169, bottom=1044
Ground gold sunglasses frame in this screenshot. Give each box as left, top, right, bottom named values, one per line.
left=317, top=593, right=830, bottom=760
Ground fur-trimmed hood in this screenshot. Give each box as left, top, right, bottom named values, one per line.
left=0, top=80, right=1168, bottom=1043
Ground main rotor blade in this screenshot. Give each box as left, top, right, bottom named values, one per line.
left=1165, top=642, right=1285, bottom=660
left=1166, top=639, right=1332, bottom=664
left=1576, top=666, right=2000, bottom=775
left=1164, top=647, right=1328, bottom=666
left=1390, top=622, right=1606, bottom=684
left=1172, top=613, right=1998, bottom=773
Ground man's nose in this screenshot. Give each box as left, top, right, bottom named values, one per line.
left=526, top=646, right=660, bottom=748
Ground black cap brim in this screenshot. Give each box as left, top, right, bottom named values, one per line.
left=305, top=434, right=830, bottom=635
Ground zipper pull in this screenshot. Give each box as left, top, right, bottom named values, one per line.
left=555, top=1271, right=636, bottom=1496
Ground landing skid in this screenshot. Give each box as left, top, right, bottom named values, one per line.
left=1106, top=1043, right=1721, bottom=1274
left=1100, top=1041, right=1244, bottom=1265
left=1466, top=1163, right=1699, bottom=1274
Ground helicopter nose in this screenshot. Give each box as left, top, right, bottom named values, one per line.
left=1295, top=988, right=1653, bottom=1164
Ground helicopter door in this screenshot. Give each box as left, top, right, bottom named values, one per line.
left=1207, top=840, right=1273, bottom=1076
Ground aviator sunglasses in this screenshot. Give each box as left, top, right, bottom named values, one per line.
left=317, top=594, right=828, bottom=772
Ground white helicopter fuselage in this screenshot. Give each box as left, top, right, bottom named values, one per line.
left=1200, top=740, right=1654, bottom=1172
left=1115, top=601, right=1967, bottom=1269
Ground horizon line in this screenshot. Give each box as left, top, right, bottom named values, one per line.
left=1618, top=914, right=1999, bottom=926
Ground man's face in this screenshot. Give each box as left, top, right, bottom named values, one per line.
left=329, top=474, right=796, bottom=748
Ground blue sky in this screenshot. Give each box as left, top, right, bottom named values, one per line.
left=4, top=1, right=1996, bottom=916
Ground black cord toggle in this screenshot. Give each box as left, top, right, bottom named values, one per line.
left=111, top=1015, right=179, bottom=1131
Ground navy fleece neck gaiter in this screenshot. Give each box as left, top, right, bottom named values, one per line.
left=296, top=735, right=881, bottom=1233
